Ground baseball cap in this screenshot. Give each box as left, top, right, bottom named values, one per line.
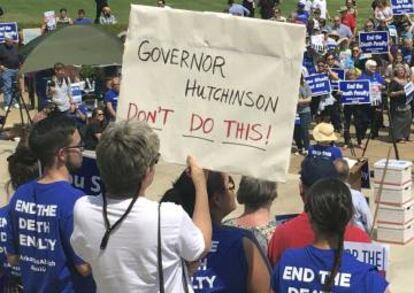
left=300, top=157, right=339, bottom=187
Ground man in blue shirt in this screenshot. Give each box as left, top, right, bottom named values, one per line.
left=74, top=9, right=93, bottom=25
left=104, top=77, right=120, bottom=121
left=6, top=115, right=95, bottom=293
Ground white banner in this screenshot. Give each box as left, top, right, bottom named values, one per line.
left=118, top=5, right=306, bottom=181
left=344, top=241, right=389, bottom=273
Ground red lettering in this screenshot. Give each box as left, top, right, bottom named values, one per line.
left=190, top=113, right=215, bottom=134
left=127, top=103, right=138, bottom=119
left=190, top=114, right=204, bottom=132
left=223, top=120, right=270, bottom=144
left=250, top=124, right=263, bottom=141
left=159, top=108, right=174, bottom=125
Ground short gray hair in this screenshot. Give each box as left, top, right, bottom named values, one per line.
left=237, top=176, right=277, bottom=209
left=96, top=120, right=160, bottom=198
left=365, top=59, right=377, bottom=70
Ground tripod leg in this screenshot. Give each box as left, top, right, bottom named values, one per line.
left=0, top=93, right=16, bottom=132
left=387, top=110, right=400, bottom=160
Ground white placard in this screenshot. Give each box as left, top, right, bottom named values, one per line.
left=344, top=241, right=389, bottom=274
left=118, top=5, right=306, bottom=181
left=22, top=28, right=42, bottom=45
left=44, top=11, right=56, bottom=31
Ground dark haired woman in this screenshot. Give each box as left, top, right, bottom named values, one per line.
left=271, top=178, right=389, bottom=293
left=162, top=171, right=271, bottom=292
left=0, top=141, right=40, bottom=292
left=224, top=176, right=277, bottom=254
left=84, top=107, right=107, bottom=150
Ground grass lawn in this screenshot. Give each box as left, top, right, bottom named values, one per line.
left=0, top=0, right=373, bottom=29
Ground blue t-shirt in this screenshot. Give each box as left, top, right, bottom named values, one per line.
left=358, top=72, right=384, bottom=86
left=104, top=89, right=119, bottom=112
left=308, top=144, right=343, bottom=161
left=192, top=225, right=250, bottom=293
left=6, top=180, right=96, bottom=293
left=272, top=246, right=389, bottom=293
left=0, top=205, right=21, bottom=278
left=67, top=104, right=88, bottom=129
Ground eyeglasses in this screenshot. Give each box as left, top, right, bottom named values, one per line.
left=63, top=142, right=85, bottom=152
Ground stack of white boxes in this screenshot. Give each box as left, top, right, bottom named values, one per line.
left=374, top=159, right=414, bottom=244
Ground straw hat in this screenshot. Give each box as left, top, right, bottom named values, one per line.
left=312, top=122, right=338, bottom=142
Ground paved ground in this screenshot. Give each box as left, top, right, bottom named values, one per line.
left=1, top=106, right=414, bottom=292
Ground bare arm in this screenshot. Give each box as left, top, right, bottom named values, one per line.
left=187, top=156, right=212, bottom=254
left=106, top=102, right=116, bottom=119
left=243, top=237, right=271, bottom=293
left=75, top=263, right=92, bottom=277
left=7, top=253, right=19, bottom=267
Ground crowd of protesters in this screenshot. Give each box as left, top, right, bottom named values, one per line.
left=0, top=0, right=406, bottom=292
left=228, top=0, right=414, bottom=151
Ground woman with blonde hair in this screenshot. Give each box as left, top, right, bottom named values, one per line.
left=388, top=64, right=413, bottom=142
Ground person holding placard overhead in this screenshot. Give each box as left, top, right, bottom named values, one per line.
left=71, top=120, right=212, bottom=293
left=388, top=64, right=413, bottom=142
left=271, top=178, right=389, bottom=293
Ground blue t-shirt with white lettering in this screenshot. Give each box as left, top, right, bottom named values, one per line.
left=192, top=225, right=249, bottom=293
left=0, top=205, right=21, bottom=278
left=272, top=245, right=389, bottom=293
left=104, top=89, right=118, bottom=112
left=308, top=144, right=343, bottom=161
left=6, top=180, right=96, bottom=293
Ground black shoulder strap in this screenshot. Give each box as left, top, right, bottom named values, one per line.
left=158, top=203, right=165, bottom=293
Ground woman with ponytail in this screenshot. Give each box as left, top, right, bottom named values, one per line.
left=271, top=178, right=390, bottom=293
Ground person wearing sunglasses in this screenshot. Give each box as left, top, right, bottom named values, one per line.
left=84, top=107, right=107, bottom=151
left=71, top=120, right=212, bottom=293
left=5, top=115, right=95, bottom=293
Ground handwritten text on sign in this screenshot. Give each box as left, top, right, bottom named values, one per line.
left=391, top=0, right=414, bottom=15
left=118, top=6, right=306, bottom=181
left=339, top=80, right=371, bottom=105
left=305, top=74, right=331, bottom=96
left=359, top=32, right=389, bottom=54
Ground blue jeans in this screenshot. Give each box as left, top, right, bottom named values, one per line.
left=294, top=111, right=311, bottom=150
left=2, top=68, right=18, bottom=106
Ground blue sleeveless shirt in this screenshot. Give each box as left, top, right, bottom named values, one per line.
left=192, top=224, right=251, bottom=292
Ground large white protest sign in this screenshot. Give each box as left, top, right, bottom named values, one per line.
left=118, top=5, right=306, bottom=181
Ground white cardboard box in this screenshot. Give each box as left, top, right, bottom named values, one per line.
left=378, top=199, right=414, bottom=225
left=374, top=159, right=412, bottom=186
left=377, top=220, right=414, bottom=245
left=374, top=181, right=412, bottom=205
